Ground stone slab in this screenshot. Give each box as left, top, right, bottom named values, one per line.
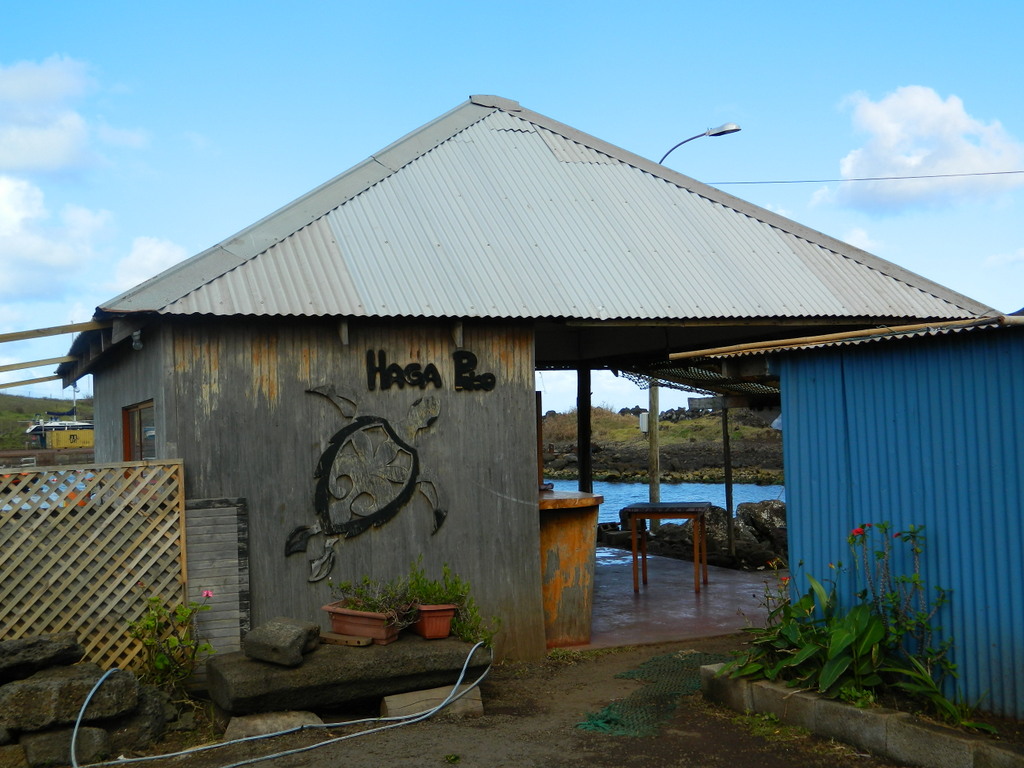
left=207, top=634, right=491, bottom=715
left=380, top=684, right=483, bottom=719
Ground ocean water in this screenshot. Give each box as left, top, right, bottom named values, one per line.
left=545, top=478, right=786, bottom=525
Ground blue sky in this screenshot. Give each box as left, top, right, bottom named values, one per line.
left=2, top=1, right=1022, bottom=412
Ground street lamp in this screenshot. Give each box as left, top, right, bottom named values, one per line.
left=659, top=122, right=741, bottom=164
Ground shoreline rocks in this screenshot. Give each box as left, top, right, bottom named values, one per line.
left=599, top=499, right=788, bottom=571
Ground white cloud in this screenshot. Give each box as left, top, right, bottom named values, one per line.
left=110, top=236, right=189, bottom=294
left=0, top=174, right=111, bottom=298
left=842, top=227, right=882, bottom=253
left=836, top=86, right=1024, bottom=211
left=984, top=248, right=1024, bottom=267
left=0, top=175, right=46, bottom=236
left=0, top=56, right=96, bottom=172
left=0, top=55, right=92, bottom=107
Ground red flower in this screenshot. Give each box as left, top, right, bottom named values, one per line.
left=851, top=527, right=865, bottom=536
left=894, top=532, right=902, bottom=538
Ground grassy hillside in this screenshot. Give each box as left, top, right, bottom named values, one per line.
left=0, top=393, right=94, bottom=451
left=541, top=407, right=779, bottom=446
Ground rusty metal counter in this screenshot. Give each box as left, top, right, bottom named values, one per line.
left=538, top=491, right=603, bottom=648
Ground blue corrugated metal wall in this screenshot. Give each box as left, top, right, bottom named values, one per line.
left=777, top=327, right=1023, bottom=718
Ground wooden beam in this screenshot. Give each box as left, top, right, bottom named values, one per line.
left=0, top=356, right=77, bottom=374
left=0, top=320, right=111, bottom=344
left=0, top=375, right=62, bottom=390
left=669, top=317, right=999, bottom=360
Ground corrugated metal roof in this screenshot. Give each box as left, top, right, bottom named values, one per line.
left=100, top=95, right=994, bottom=322
left=673, top=316, right=1021, bottom=359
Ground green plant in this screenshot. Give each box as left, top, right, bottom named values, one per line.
left=327, top=575, right=416, bottom=629
left=406, top=559, right=500, bottom=646
left=127, top=589, right=215, bottom=695
left=722, top=522, right=991, bottom=730
left=724, top=574, right=887, bottom=700
left=847, top=522, right=953, bottom=677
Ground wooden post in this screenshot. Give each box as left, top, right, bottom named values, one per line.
left=577, top=368, right=593, bottom=493
left=536, top=392, right=545, bottom=488
left=722, top=406, right=735, bottom=556
left=648, top=384, right=660, bottom=502
left=648, top=383, right=661, bottom=531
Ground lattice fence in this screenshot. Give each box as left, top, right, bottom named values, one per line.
left=0, top=460, right=185, bottom=671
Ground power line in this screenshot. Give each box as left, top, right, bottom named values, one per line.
left=709, top=169, right=1024, bottom=186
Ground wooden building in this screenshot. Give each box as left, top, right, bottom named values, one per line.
left=59, top=95, right=995, bottom=660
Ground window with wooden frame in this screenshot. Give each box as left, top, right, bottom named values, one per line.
left=122, top=400, right=156, bottom=461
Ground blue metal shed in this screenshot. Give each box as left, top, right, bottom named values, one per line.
left=776, top=322, right=1024, bottom=718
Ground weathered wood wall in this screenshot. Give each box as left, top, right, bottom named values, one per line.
left=184, top=498, right=250, bottom=686
left=95, top=317, right=545, bottom=659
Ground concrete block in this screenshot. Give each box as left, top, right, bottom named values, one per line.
left=700, top=664, right=751, bottom=713
left=223, top=711, right=323, bottom=741
left=812, top=697, right=893, bottom=757
left=886, top=712, right=976, bottom=768
left=749, top=680, right=817, bottom=731
left=974, top=739, right=1024, bottom=768
left=381, top=685, right=483, bottom=719
left=601, top=531, right=634, bottom=549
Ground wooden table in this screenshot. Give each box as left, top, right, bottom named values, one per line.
left=621, top=502, right=710, bottom=593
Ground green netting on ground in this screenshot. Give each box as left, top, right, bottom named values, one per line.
left=576, top=651, right=729, bottom=737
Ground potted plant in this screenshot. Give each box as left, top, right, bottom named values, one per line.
left=407, top=559, right=498, bottom=644
left=323, top=575, right=415, bottom=645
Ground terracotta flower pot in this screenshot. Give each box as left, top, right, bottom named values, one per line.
left=412, top=604, right=457, bottom=639
left=321, top=602, right=401, bottom=645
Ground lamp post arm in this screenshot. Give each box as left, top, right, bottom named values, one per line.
left=658, top=133, right=705, bottom=164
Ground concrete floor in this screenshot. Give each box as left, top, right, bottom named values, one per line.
left=581, top=546, right=778, bottom=649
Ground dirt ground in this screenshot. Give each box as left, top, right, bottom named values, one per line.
left=131, top=634, right=1023, bottom=768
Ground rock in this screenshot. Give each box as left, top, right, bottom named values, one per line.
left=19, top=726, right=108, bottom=768
left=268, top=617, right=321, bottom=654
left=0, top=635, right=84, bottom=685
left=106, top=685, right=171, bottom=754
left=0, top=744, right=27, bottom=768
left=737, top=500, right=788, bottom=558
left=0, top=664, right=138, bottom=732
left=208, top=635, right=491, bottom=715
left=243, top=619, right=319, bottom=667
left=222, top=711, right=323, bottom=740
left=0, top=727, right=10, bottom=747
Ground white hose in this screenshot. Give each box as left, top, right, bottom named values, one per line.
left=75, top=641, right=492, bottom=768
left=71, top=668, right=120, bottom=768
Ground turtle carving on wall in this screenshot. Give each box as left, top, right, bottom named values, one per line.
left=285, top=385, right=447, bottom=581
